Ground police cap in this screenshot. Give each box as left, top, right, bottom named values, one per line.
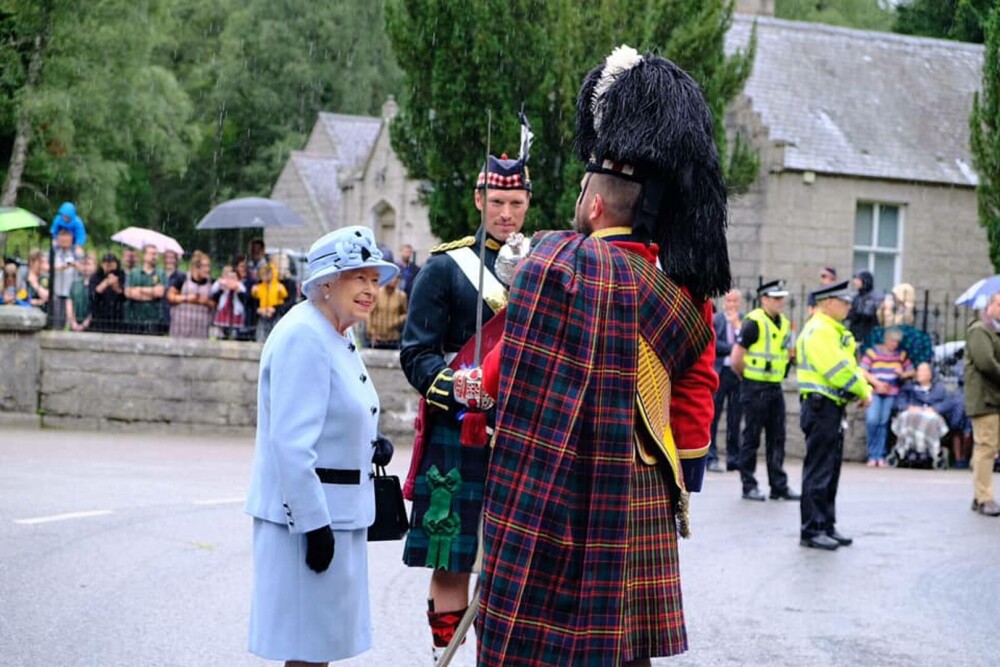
left=812, top=280, right=854, bottom=303
left=757, top=279, right=789, bottom=298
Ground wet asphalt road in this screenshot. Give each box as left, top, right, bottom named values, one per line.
left=0, top=428, right=997, bottom=666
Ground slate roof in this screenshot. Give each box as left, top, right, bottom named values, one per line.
left=317, top=112, right=383, bottom=174
left=727, top=15, right=984, bottom=186
left=290, top=152, right=342, bottom=228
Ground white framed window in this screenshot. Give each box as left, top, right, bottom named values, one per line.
left=852, top=202, right=902, bottom=292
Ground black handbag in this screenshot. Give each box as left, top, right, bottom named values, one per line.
left=368, top=465, right=409, bottom=542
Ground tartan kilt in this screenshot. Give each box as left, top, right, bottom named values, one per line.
left=624, top=460, right=688, bottom=660
left=402, top=411, right=488, bottom=572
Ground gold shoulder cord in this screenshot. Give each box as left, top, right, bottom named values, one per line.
left=429, top=236, right=476, bottom=255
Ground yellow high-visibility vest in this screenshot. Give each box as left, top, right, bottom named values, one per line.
left=742, top=308, right=791, bottom=383
left=795, top=311, right=871, bottom=405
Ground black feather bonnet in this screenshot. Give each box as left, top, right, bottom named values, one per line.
left=574, top=45, right=732, bottom=298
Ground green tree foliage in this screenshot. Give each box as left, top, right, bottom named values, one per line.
left=151, top=0, right=403, bottom=253
left=387, top=0, right=757, bottom=241
left=894, top=0, right=991, bottom=43
left=776, top=0, right=896, bottom=31
left=0, top=0, right=198, bottom=241
left=970, top=6, right=1000, bottom=269
left=646, top=1, right=759, bottom=196
left=0, top=0, right=402, bottom=253
left=386, top=0, right=552, bottom=241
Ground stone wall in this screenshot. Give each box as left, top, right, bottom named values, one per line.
left=0, top=320, right=421, bottom=441
left=267, top=157, right=327, bottom=253
left=1, top=309, right=870, bottom=460
left=0, top=307, right=45, bottom=420
left=735, top=169, right=991, bottom=301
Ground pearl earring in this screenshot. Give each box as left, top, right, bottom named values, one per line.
left=324, top=293, right=330, bottom=301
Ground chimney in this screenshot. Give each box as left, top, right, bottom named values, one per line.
left=734, top=0, right=775, bottom=16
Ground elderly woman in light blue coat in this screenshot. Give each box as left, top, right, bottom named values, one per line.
left=245, top=226, right=399, bottom=666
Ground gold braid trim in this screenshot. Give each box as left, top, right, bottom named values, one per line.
left=426, top=368, right=454, bottom=411
left=634, top=336, right=692, bottom=537
left=430, top=236, right=476, bottom=254
left=430, top=235, right=502, bottom=254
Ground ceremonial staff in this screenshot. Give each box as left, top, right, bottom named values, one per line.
left=439, top=109, right=534, bottom=665
left=437, top=109, right=491, bottom=667
left=473, top=110, right=491, bottom=368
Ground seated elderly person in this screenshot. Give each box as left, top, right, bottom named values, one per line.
left=893, top=362, right=972, bottom=467
left=891, top=363, right=949, bottom=464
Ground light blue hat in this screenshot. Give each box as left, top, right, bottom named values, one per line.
left=302, top=226, right=399, bottom=295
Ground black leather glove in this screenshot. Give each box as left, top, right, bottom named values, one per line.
left=305, top=525, right=335, bottom=573
left=372, top=433, right=394, bottom=466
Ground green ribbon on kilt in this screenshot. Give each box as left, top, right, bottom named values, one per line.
left=422, top=465, right=463, bottom=569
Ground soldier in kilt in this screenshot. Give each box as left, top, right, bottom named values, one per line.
left=399, top=152, right=531, bottom=662
left=472, top=46, right=730, bottom=666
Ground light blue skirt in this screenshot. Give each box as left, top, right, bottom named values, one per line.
left=249, top=519, right=371, bottom=662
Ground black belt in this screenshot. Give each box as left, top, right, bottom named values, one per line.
left=316, top=468, right=361, bottom=485
left=802, top=393, right=845, bottom=409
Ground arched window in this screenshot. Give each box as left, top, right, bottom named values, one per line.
left=371, top=200, right=397, bottom=248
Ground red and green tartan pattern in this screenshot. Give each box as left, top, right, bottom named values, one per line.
left=477, top=232, right=709, bottom=665
left=402, top=412, right=487, bottom=572
left=623, top=462, right=687, bottom=660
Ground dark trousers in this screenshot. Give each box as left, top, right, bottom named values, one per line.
left=709, top=366, right=742, bottom=466
left=738, top=381, right=788, bottom=494
left=800, top=394, right=845, bottom=539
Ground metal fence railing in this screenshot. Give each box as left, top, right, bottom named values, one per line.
left=729, top=283, right=976, bottom=389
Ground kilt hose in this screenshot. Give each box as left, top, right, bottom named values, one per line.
left=624, top=460, right=688, bottom=661
left=402, top=411, right=488, bottom=572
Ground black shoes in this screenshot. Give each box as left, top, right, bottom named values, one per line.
left=707, top=460, right=725, bottom=473
left=742, top=488, right=766, bottom=502
left=800, top=534, right=840, bottom=550
left=769, top=488, right=801, bottom=501
left=826, top=530, right=853, bottom=546
left=726, top=461, right=740, bottom=471
left=972, top=499, right=1000, bottom=516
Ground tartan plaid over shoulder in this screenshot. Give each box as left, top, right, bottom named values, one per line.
left=478, top=231, right=711, bottom=666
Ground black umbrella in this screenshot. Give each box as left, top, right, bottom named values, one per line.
left=195, top=197, right=307, bottom=230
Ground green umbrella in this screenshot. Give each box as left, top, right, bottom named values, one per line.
left=0, top=207, right=46, bottom=233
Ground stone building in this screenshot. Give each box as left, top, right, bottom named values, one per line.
left=725, top=15, right=991, bottom=311
left=266, top=98, right=436, bottom=262
left=269, top=13, right=991, bottom=320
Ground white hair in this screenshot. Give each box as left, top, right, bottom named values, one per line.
left=304, top=272, right=341, bottom=301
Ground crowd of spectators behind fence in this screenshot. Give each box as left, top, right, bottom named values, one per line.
left=713, top=267, right=976, bottom=473
left=2, top=234, right=421, bottom=348
left=2, top=212, right=989, bottom=474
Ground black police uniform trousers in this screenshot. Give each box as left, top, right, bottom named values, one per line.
left=799, top=393, right=845, bottom=539
left=709, top=365, right=742, bottom=468
left=738, top=379, right=789, bottom=494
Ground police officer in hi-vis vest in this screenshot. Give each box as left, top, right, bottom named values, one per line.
left=796, top=280, right=872, bottom=550
left=732, top=280, right=801, bottom=502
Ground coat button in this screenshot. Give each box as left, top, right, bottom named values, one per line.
left=360, top=374, right=367, bottom=383
left=371, top=406, right=378, bottom=415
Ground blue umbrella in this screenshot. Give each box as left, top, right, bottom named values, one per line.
left=955, top=275, right=1000, bottom=310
